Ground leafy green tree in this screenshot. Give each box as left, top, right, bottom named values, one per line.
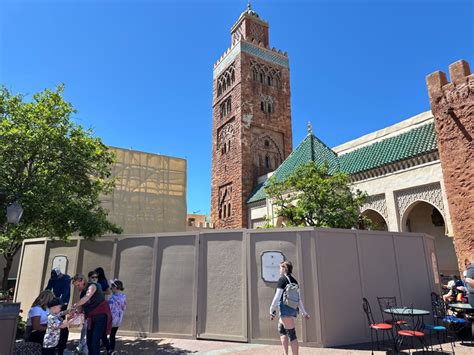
left=0, top=85, right=121, bottom=290
left=264, top=161, right=367, bottom=228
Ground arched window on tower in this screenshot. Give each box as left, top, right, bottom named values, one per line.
left=216, top=63, right=236, bottom=98
left=265, top=155, right=270, bottom=169
left=275, top=76, right=281, bottom=89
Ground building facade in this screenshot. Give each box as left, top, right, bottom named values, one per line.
left=247, top=111, right=459, bottom=275
left=209, top=7, right=471, bottom=275
left=210, top=4, right=292, bottom=229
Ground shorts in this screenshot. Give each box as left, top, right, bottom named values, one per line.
left=279, top=302, right=298, bottom=317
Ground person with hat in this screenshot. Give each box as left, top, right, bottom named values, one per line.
left=45, top=267, right=72, bottom=309
left=42, top=297, right=70, bottom=355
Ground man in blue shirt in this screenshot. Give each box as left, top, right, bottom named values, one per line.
left=45, top=268, right=71, bottom=308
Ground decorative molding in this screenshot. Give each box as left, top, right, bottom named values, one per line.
left=395, top=182, right=445, bottom=221
left=241, top=41, right=289, bottom=68
left=213, top=41, right=289, bottom=79
left=214, top=45, right=241, bottom=79
left=361, top=194, right=388, bottom=221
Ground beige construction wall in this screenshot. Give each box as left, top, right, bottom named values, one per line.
left=15, top=228, right=439, bottom=347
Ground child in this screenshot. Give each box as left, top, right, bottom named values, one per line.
left=108, top=279, right=127, bottom=355
left=42, top=297, right=69, bottom=355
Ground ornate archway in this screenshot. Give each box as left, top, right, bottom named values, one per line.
left=401, top=200, right=457, bottom=275
left=361, top=209, right=388, bottom=231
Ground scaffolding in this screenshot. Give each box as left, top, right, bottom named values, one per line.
left=101, top=147, right=187, bottom=234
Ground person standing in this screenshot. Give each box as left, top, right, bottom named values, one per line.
left=76, top=270, right=102, bottom=354
left=72, top=273, right=112, bottom=355
left=94, top=267, right=111, bottom=296
left=42, top=298, right=70, bottom=355
left=108, top=279, right=127, bottom=355
left=464, top=257, right=474, bottom=307
left=45, top=267, right=71, bottom=308
left=269, top=261, right=310, bottom=355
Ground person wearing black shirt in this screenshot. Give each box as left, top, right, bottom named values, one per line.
left=72, top=273, right=112, bottom=355
left=269, top=261, right=309, bottom=355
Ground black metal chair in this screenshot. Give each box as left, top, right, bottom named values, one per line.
left=423, top=292, right=454, bottom=353
left=362, top=297, right=393, bottom=354
left=377, top=296, right=404, bottom=325
left=432, top=293, right=469, bottom=345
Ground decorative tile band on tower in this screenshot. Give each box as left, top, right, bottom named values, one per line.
left=213, top=40, right=289, bottom=79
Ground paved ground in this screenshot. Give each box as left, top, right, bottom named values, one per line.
left=64, top=333, right=474, bottom=354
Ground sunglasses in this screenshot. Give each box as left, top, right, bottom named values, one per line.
left=90, top=276, right=98, bottom=279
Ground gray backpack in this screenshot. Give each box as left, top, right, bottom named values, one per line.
left=283, top=275, right=300, bottom=309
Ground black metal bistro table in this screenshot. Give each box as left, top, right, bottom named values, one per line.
left=384, top=307, right=430, bottom=352
left=448, top=303, right=474, bottom=338
left=384, top=308, right=431, bottom=317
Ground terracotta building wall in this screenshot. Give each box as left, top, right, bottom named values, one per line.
left=239, top=52, right=292, bottom=228
left=211, top=53, right=244, bottom=229
left=211, top=11, right=292, bottom=229
left=426, top=60, right=474, bottom=270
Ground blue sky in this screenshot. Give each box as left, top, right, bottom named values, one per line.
left=1, top=0, right=473, bottom=215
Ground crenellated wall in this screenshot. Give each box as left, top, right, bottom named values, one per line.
left=426, top=60, right=474, bottom=270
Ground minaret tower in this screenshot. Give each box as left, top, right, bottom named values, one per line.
left=210, top=3, right=293, bottom=228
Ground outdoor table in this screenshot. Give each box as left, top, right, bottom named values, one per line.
left=383, top=308, right=430, bottom=352
left=448, top=303, right=474, bottom=338
left=384, top=308, right=430, bottom=316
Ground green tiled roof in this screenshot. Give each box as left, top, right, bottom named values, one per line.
left=338, top=122, right=437, bottom=174
left=247, top=122, right=437, bottom=204
left=247, top=134, right=339, bottom=203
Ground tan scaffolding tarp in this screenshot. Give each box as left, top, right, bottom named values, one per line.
left=101, top=147, right=187, bottom=233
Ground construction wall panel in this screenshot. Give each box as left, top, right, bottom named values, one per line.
left=153, top=235, right=196, bottom=336
left=79, top=240, right=114, bottom=281
left=316, top=229, right=366, bottom=346
left=198, top=232, right=246, bottom=341
left=43, top=240, right=78, bottom=303
left=15, top=242, right=46, bottom=316
left=116, top=238, right=155, bottom=334
left=248, top=230, right=300, bottom=342
left=394, top=235, right=433, bottom=312
left=358, top=232, right=402, bottom=324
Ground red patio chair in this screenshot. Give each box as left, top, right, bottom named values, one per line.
left=390, top=305, right=427, bottom=354
left=362, top=297, right=393, bottom=354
